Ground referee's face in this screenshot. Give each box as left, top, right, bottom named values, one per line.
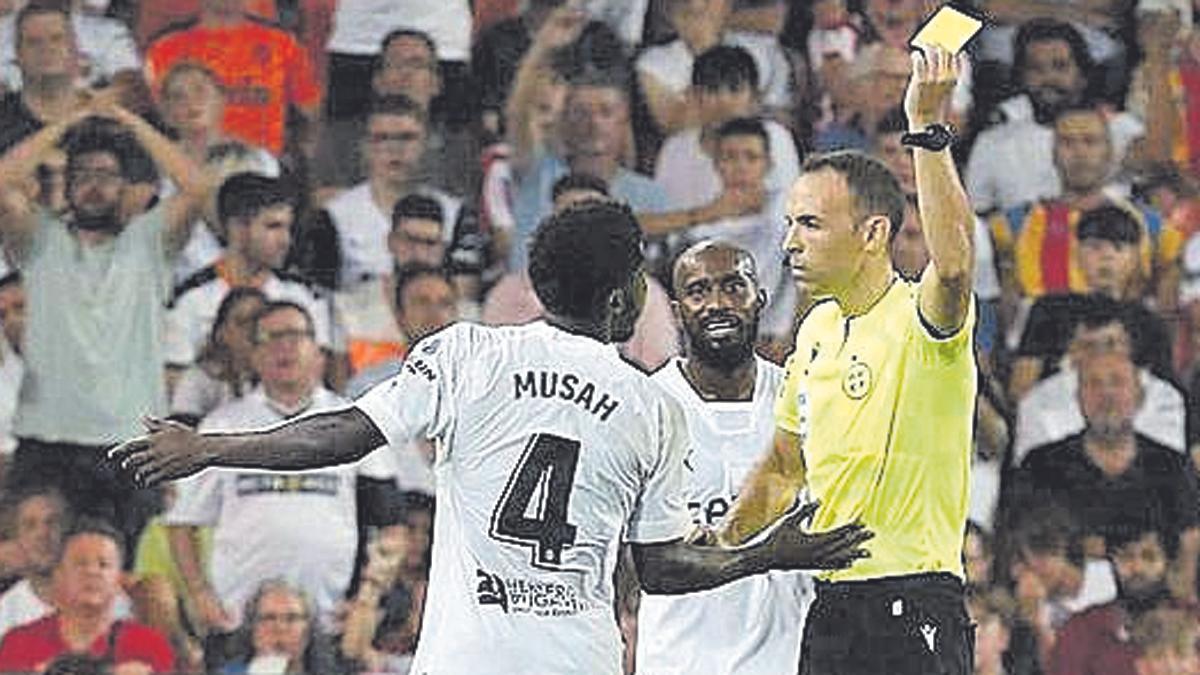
left=784, top=170, right=877, bottom=298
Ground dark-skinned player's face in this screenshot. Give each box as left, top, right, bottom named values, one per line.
left=673, top=246, right=763, bottom=368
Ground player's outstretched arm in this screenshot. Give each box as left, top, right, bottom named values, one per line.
left=631, top=501, right=872, bottom=595
left=108, top=408, right=387, bottom=486
left=717, top=428, right=806, bottom=547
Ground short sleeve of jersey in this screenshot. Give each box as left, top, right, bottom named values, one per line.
left=354, top=324, right=466, bottom=455
left=625, top=393, right=692, bottom=544
left=912, top=279, right=977, bottom=367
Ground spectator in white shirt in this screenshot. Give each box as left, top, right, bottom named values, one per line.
left=966, top=19, right=1144, bottom=214
left=165, top=173, right=336, bottom=384
left=325, top=0, right=471, bottom=122
left=654, top=44, right=800, bottom=212
left=0, top=0, right=140, bottom=91
left=320, top=95, right=462, bottom=290
left=1013, top=314, right=1185, bottom=466
left=637, top=0, right=792, bottom=134
left=164, top=301, right=398, bottom=632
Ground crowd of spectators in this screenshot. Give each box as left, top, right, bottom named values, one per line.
left=0, top=0, right=1192, bottom=672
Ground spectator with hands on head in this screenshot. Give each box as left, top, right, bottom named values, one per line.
left=0, top=86, right=213, bottom=561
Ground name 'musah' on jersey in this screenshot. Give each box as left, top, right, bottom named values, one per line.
left=513, top=370, right=620, bottom=421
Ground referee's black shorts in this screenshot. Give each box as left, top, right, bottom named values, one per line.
left=800, top=572, right=974, bottom=675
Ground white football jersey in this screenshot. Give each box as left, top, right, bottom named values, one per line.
left=638, top=357, right=812, bottom=675
left=355, top=321, right=692, bottom=674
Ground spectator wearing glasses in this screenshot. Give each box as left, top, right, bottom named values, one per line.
left=162, top=302, right=398, bottom=634
left=317, top=29, right=477, bottom=198
left=0, top=94, right=211, bottom=560
left=320, top=96, right=462, bottom=291
left=209, top=578, right=339, bottom=675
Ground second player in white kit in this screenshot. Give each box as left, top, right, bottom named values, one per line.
left=640, top=358, right=811, bottom=673
left=638, top=241, right=811, bottom=674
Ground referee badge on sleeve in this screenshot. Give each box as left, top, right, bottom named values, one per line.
left=843, top=360, right=872, bottom=400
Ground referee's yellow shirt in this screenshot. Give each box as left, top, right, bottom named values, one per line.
left=776, top=278, right=976, bottom=582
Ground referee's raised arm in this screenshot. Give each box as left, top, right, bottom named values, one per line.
left=906, top=45, right=976, bottom=337
left=721, top=41, right=980, bottom=675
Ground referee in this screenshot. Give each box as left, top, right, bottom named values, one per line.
left=719, top=45, right=977, bottom=674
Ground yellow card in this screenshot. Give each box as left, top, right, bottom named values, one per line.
left=910, top=5, right=984, bottom=55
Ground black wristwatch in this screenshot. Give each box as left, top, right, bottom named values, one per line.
left=901, top=123, right=956, bottom=151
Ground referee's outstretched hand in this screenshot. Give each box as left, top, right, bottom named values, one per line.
left=108, top=416, right=211, bottom=487
left=766, top=501, right=874, bottom=571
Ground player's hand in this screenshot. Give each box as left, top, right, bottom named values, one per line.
left=766, top=501, right=873, bottom=570
left=904, top=43, right=962, bottom=130
left=108, top=417, right=215, bottom=487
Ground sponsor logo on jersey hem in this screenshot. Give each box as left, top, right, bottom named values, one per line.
left=475, top=568, right=589, bottom=617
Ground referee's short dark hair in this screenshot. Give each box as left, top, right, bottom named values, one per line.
left=692, top=45, right=759, bottom=92
left=802, top=150, right=906, bottom=240
left=528, top=200, right=644, bottom=319
left=217, top=173, right=292, bottom=226
left=552, top=173, right=609, bottom=204
left=392, top=194, right=444, bottom=229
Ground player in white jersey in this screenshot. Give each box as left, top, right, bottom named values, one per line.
left=109, top=201, right=872, bottom=675
left=637, top=241, right=811, bottom=675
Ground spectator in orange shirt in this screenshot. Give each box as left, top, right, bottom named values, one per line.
left=144, top=0, right=322, bottom=159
